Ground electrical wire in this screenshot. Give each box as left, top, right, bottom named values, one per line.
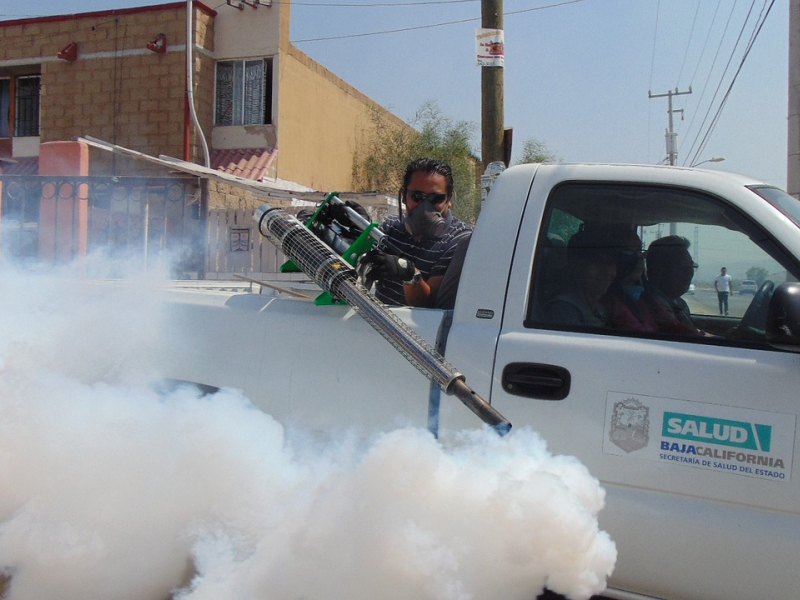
left=647, top=0, right=661, bottom=163
left=679, top=0, right=739, bottom=160
left=687, top=0, right=774, bottom=166
left=687, top=0, right=723, bottom=92
left=648, top=0, right=660, bottom=95
left=675, top=0, right=701, bottom=88
left=2, top=0, right=480, bottom=19
left=682, top=0, right=762, bottom=166
left=271, top=0, right=479, bottom=5
left=4, top=1, right=587, bottom=48
left=292, top=0, right=588, bottom=43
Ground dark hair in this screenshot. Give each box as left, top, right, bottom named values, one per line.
left=567, top=226, right=618, bottom=268
left=646, top=235, right=690, bottom=277
left=402, top=158, right=455, bottom=197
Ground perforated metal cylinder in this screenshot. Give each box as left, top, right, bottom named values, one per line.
left=255, top=203, right=511, bottom=435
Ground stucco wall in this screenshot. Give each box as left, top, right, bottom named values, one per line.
left=213, top=3, right=281, bottom=59
left=276, top=45, right=410, bottom=192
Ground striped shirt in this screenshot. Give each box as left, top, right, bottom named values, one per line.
left=375, top=213, right=473, bottom=306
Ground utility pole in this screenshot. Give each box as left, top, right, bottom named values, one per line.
left=649, top=87, right=691, bottom=166
left=481, top=0, right=504, bottom=172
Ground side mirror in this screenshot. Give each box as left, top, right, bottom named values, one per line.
left=766, top=282, right=800, bottom=351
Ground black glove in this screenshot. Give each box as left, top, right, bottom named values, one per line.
left=328, top=199, right=370, bottom=228
left=296, top=209, right=315, bottom=224
left=357, top=250, right=415, bottom=290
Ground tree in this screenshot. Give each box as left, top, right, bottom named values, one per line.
left=352, top=100, right=482, bottom=222
left=515, top=137, right=560, bottom=164
left=746, top=266, right=769, bottom=285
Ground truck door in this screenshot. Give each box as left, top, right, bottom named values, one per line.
left=490, top=177, right=800, bottom=600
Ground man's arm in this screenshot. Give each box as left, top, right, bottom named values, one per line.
left=403, top=275, right=444, bottom=308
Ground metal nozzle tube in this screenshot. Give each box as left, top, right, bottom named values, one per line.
left=255, top=203, right=511, bottom=436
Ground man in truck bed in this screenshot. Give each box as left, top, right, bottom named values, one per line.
left=357, top=158, right=472, bottom=308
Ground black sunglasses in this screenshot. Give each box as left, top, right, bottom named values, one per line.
left=407, top=190, right=448, bottom=205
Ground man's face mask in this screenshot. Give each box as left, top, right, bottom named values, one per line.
left=403, top=190, right=450, bottom=241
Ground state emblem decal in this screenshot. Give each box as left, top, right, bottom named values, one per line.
left=609, top=397, right=650, bottom=453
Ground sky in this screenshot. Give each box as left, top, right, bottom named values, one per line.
left=1, top=0, right=789, bottom=187
left=0, top=254, right=616, bottom=599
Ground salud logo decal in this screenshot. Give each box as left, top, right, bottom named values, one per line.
left=603, top=392, right=794, bottom=482
left=662, top=412, right=772, bottom=451
left=609, top=397, right=650, bottom=453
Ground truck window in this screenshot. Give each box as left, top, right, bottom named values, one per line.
left=527, top=182, right=800, bottom=346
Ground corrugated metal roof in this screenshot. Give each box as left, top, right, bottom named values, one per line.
left=210, top=148, right=277, bottom=182
left=0, top=156, right=39, bottom=176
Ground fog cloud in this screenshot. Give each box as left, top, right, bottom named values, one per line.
left=0, top=258, right=615, bottom=600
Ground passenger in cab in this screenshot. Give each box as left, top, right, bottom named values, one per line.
left=637, top=236, right=704, bottom=336
left=542, top=226, right=618, bottom=327
left=603, top=229, right=654, bottom=332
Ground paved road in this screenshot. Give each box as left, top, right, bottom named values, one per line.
left=684, top=287, right=756, bottom=318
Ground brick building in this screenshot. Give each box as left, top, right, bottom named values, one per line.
left=0, top=0, right=404, bottom=275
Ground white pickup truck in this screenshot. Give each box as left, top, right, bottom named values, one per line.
left=151, top=163, right=800, bottom=600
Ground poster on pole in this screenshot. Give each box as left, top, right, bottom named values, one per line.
left=476, top=28, right=504, bottom=67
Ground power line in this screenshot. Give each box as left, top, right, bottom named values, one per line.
left=292, top=0, right=588, bottom=43
left=688, top=0, right=774, bottom=166
left=279, top=0, right=478, bottom=5
left=681, top=0, right=751, bottom=165
left=683, top=0, right=762, bottom=165
left=679, top=0, right=740, bottom=159
left=687, top=0, right=723, bottom=87
left=0, top=0, right=477, bottom=20
left=648, top=0, right=660, bottom=93
left=675, top=0, right=701, bottom=87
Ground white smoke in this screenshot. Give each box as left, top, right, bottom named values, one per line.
left=0, top=257, right=615, bottom=600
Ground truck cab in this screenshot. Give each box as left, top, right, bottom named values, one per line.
left=444, top=163, right=800, bottom=599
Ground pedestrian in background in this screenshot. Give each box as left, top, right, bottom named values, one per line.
left=714, top=266, right=733, bottom=315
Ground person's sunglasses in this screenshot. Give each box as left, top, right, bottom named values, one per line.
left=407, top=190, right=448, bottom=205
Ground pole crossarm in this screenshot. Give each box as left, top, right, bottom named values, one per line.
left=648, top=87, right=692, bottom=166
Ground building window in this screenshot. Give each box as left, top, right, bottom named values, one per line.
left=0, top=75, right=40, bottom=138
left=16, top=76, right=40, bottom=136
left=215, top=58, right=273, bottom=126
left=0, top=79, right=10, bottom=138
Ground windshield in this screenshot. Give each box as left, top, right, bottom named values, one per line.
left=750, top=185, right=800, bottom=228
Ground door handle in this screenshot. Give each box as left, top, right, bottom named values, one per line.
left=501, top=363, right=570, bottom=400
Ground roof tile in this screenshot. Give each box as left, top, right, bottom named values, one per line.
left=210, top=148, right=278, bottom=182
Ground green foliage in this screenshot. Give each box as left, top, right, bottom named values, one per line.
left=352, top=100, right=481, bottom=222
left=746, top=266, right=770, bottom=285
left=515, top=137, right=560, bottom=165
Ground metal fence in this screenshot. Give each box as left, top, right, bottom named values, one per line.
left=0, top=175, right=205, bottom=275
